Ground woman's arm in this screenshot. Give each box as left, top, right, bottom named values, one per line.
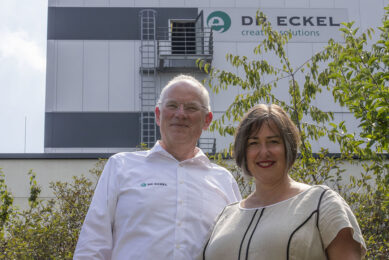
left=318, top=188, right=366, bottom=259
left=326, top=227, right=362, bottom=260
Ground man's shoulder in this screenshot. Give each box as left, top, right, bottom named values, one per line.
left=208, top=162, right=229, bottom=171
left=207, top=162, right=234, bottom=178
left=109, top=150, right=149, bottom=163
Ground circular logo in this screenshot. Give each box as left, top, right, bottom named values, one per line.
left=207, top=11, right=231, bottom=33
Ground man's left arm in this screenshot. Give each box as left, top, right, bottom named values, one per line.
left=74, top=157, right=118, bottom=259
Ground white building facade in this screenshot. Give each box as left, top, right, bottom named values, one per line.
left=0, top=0, right=386, bottom=209
left=44, top=0, right=387, bottom=154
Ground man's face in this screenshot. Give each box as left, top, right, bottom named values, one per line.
left=155, top=81, right=212, bottom=150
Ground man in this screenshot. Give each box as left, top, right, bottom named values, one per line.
left=74, top=75, right=242, bottom=259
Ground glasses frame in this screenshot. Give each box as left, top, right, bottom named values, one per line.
left=158, top=100, right=209, bottom=114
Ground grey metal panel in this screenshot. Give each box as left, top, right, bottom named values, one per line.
left=48, top=7, right=198, bottom=40
left=109, top=41, right=134, bottom=111
left=53, top=0, right=84, bottom=6
left=45, top=112, right=54, bottom=148
left=45, top=40, right=57, bottom=112
left=83, top=41, right=109, bottom=111
left=83, top=0, right=110, bottom=6
left=44, top=112, right=146, bottom=148
left=57, top=41, right=84, bottom=111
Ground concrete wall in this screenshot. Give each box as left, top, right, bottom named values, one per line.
left=1, top=157, right=383, bottom=209
left=0, top=159, right=99, bottom=209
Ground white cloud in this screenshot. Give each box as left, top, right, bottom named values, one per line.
left=0, top=28, right=46, bottom=72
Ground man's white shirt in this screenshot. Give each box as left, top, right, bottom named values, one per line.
left=74, top=142, right=242, bottom=259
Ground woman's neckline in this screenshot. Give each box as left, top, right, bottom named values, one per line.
left=238, top=185, right=315, bottom=210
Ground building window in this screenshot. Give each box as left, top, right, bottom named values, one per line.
left=171, top=20, right=196, bottom=54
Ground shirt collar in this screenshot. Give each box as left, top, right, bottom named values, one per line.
left=146, top=141, right=212, bottom=166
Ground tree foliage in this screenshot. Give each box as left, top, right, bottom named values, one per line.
left=198, top=6, right=388, bottom=258
left=0, top=160, right=105, bottom=259
left=321, top=7, right=389, bottom=257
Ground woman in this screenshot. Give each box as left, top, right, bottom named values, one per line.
left=202, top=104, right=366, bottom=260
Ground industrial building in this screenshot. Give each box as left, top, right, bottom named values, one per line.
left=1, top=0, right=386, bottom=208
left=44, top=0, right=385, bottom=154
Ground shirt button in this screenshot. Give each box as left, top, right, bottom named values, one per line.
left=179, top=200, right=183, bottom=204
left=177, top=222, right=182, bottom=227
left=179, top=180, right=184, bottom=184
left=176, top=244, right=180, bottom=249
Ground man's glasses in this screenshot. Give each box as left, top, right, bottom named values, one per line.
left=160, top=100, right=208, bottom=114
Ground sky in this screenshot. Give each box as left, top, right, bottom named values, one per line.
left=0, top=0, right=47, bottom=153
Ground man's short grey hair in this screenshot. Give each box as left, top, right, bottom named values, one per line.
left=157, top=74, right=211, bottom=112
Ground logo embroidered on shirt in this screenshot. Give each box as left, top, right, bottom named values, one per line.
left=140, top=182, right=168, bottom=187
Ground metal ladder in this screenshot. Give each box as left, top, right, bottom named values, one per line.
left=139, top=9, right=157, bottom=148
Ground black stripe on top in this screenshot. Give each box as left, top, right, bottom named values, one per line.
left=238, top=209, right=259, bottom=260
left=286, top=188, right=329, bottom=260
left=245, top=208, right=265, bottom=260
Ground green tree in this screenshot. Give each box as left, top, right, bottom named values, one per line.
left=319, top=7, right=389, bottom=257
left=0, top=160, right=105, bottom=259
left=0, top=169, right=14, bottom=254
left=198, top=7, right=388, bottom=258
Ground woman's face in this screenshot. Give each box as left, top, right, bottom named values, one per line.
left=246, top=121, right=287, bottom=185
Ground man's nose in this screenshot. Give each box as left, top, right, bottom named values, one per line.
left=175, top=104, right=187, bottom=115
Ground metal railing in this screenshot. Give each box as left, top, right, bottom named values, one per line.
left=197, top=138, right=216, bottom=154
left=157, top=27, right=213, bottom=58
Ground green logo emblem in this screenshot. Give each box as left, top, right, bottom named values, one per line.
left=140, top=183, right=147, bottom=187
left=207, top=11, right=231, bottom=33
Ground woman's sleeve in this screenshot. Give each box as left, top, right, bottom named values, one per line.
left=318, top=188, right=367, bottom=256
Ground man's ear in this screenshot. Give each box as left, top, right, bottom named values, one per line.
left=202, top=112, right=213, bottom=130
left=155, top=106, right=161, bottom=126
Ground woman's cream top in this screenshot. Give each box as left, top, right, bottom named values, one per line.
left=202, top=185, right=366, bottom=260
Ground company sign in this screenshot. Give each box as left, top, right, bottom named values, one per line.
left=203, top=8, right=348, bottom=42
